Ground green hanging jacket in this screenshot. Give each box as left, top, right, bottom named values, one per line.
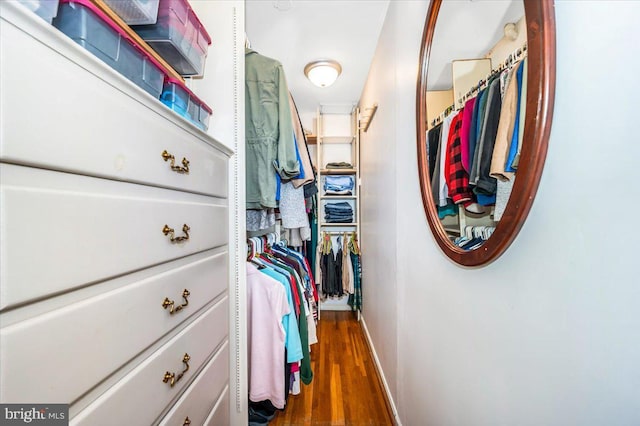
left=245, top=49, right=300, bottom=209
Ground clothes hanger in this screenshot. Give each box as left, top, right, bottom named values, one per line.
left=323, top=232, right=332, bottom=254
left=464, top=225, right=474, bottom=241
left=247, top=239, right=255, bottom=260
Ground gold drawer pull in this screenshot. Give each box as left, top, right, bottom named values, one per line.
left=162, top=353, right=191, bottom=388
left=163, top=224, right=190, bottom=243
left=162, top=289, right=190, bottom=315
left=183, top=417, right=191, bottom=426
left=162, top=150, right=190, bottom=174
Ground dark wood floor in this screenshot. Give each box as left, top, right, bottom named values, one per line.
left=271, top=311, right=394, bottom=426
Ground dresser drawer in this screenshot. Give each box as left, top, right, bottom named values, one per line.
left=71, top=301, right=229, bottom=425
left=0, top=5, right=229, bottom=198
left=158, top=347, right=229, bottom=426
left=0, top=250, right=227, bottom=404
left=0, top=164, right=228, bottom=310
left=204, top=387, right=230, bottom=426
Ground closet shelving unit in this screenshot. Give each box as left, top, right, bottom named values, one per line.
left=315, top=105, right=360, bottom=311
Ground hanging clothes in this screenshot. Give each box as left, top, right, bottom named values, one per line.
left=430, top=123, right=443, bottom=205
left=511, top=57, right=528, bottom=169
left=427, top=123, right=442, bottom=180
left=245, top=48, right=300, bottom=209
left=334, top=241, right=344, bottom=295
left=305, top=196, right=318, bottom=274
left=289, top=93, right=315, bottom=189
left=460, top=97, right=475, bottom=173
left=347, top=234, right=362, bottom=312
left=246, top=262, right=290, bottom=409
left=246, top=208, right=276, bottom=238
left=279, top=93, right=315, bottom=242
left=320, top=241, right=339, bottom=296
left=471, top=76, right=502, bottom=204
left=489, top=61, right=521, bottom=182
left=505, top=58, right=526, bottom=172
left=280, top=181, right=310, bottom=229
left=468, top=87, right=488, bottom=177
left=342, top=235, right=354, bottom=295
left=445, top=111, right=474, bottom=205
left=438, top=111, right=458, bottom=206
left=247, top=233, right=319, bottom=413
left=255, top=251, right=314, bottom=386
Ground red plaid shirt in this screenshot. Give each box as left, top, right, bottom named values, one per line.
left=446, top=110, right=474, bottom=204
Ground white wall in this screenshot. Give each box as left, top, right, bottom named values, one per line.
left=358, top=0, right=401, bottom=415
left=360, top=1, right=640, bottom=425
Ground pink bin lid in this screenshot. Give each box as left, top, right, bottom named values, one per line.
left=184, top=0, right=212, bottom=45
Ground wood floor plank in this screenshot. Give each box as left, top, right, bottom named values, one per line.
left=270, top=311, right=394, bottom=425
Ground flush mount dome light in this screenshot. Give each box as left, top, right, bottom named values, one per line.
left=304, top=60, right=342, bottom=88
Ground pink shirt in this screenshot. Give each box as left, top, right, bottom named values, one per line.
left=247, top=263, right=290, bottom=408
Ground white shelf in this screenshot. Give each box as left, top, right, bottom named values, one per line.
left=320, top=136, right=355, bottom=144
left=320, top=168, right=357, bottom=175
left=320, top=222, right=358, bottom=227
left=320, top=195, right=357, bottom=199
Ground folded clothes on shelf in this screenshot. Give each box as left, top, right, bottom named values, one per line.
left=324, top=201, right=354, bottom=223
left=324, top=175, right=354, bottom=194
left=325, top=162, right=353, bottom=169
left=324, top=201, right=352, bottom=211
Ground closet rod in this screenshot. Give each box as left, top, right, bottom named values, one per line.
left=430, top=43, right=527, bottom=128
left=457, top=43, right=528, bottom=106
left=359, top=103, right=378, bottom=132
left=322, top=231, right=357, bottom=235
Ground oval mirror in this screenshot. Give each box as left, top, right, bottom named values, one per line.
left=416, top=0, right=556, bottom=266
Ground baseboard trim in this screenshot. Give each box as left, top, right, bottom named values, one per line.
left=360, top=316, right=402, bottom=426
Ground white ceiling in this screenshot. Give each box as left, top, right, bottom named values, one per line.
left=245, top=0, right=525, bottom=124
left=428, top=0, right=524, bottom=90
left=245, top=0, right=390, bottom=123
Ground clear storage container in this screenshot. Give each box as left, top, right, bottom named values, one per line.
left=161, top=78, right=212, bottom=130
left=53, top=0, right=166, bottom=98
left=132, top=0, right=211, bottom=76
left=102, top=0, right=159, bottom=25
left=17, top=0, right=60, bottom=23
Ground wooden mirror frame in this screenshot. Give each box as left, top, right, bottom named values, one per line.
left=416, top=0, right=556, bottom=267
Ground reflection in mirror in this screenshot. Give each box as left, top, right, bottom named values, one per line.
left=417, top=0, right=555, bottom=266
left=425, top=1, right=527, bottom=252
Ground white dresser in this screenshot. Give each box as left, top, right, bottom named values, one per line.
left=0, top=2, right=233, bottom=424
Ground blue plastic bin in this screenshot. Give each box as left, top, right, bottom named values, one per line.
left=53, top=0, right=165, bottom=98
left=161, top=78, right=212, bottom=130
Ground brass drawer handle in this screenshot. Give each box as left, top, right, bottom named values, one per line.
left=162, top=150, right=190, bottom=174
left=162, top=353, right=191, bottom=388
left=163, top=224, right=190, bottom=243
left=183, top=417, right=191, bottom=426
left=162, top=289, right=190, bottom=315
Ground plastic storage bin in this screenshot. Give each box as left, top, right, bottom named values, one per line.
left=102, top=0, right=159, bottom=25
left=132, top=0, right=211, bottom=76
left=53, top=0, right=166, bottom=98
left=17, top=0, right=60, bottom=23
left=161, top=78, right=212, bottom=130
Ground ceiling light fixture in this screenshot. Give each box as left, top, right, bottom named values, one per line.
left=273, top=1, right=292, bottom=11
left=504, top=22, right=519, bottom=41
left=304, top=60, right=342, bottom=88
